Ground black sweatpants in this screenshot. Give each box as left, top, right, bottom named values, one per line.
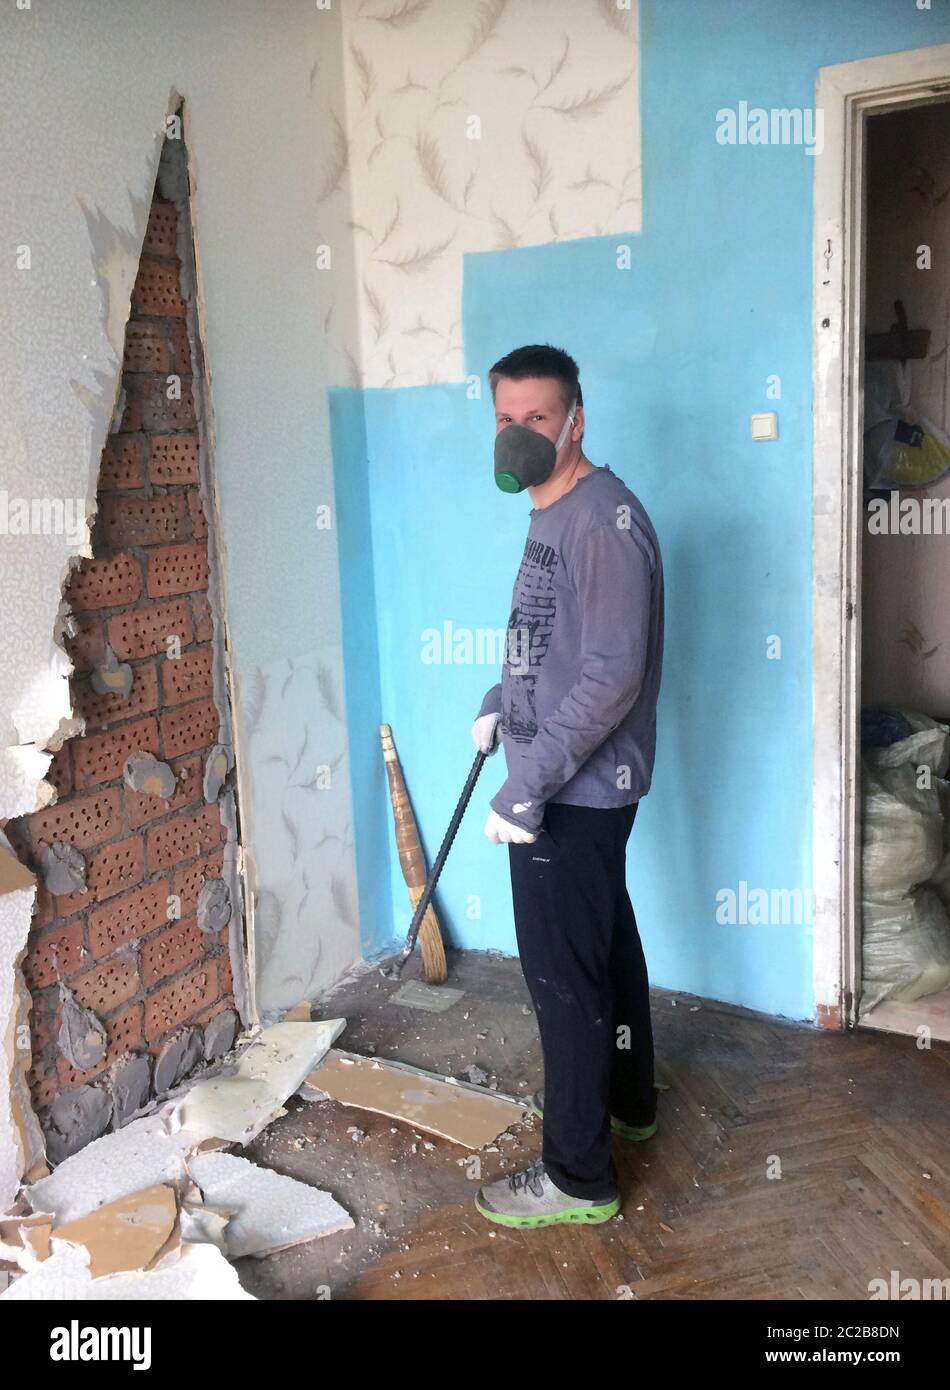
left=508, top=799, right=655, bottom=1201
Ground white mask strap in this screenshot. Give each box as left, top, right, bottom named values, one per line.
left=555, top=399, right=577, bottom=451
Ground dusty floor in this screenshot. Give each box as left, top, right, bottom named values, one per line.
left=233, top=949, right=950, bottom=1302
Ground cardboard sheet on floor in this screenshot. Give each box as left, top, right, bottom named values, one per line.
left=303, top=1049, right=527, bottom=1149
left=0, top=1237, right=254, bottom=1301
left=187, top=1151, right=353, bottom=1257
left=170, top=1018, right=345, bottom=1146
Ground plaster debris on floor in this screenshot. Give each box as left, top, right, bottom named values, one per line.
left=0, top=1018, right=354, bottom=1300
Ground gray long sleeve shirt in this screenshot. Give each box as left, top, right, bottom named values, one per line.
left=479, top=463, right=663, bottom=835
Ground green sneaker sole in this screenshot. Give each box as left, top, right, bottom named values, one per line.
left=474, top=1192, right=621, bottom=1228
left=530, top=1094, right=658, bottom=1141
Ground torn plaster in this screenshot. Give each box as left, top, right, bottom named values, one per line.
left=1, top=1, right=366, bottom=1205
left=56, top=985, right=107, bottom=1072
left=41, top=842, right=87, bottom=897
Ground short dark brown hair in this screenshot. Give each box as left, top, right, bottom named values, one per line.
left=488, top=344, right=583, bottom=412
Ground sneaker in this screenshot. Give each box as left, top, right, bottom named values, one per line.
left=474, top=1157, right=620, bottom=1228
left=530, top=1088, right=659, bottom=1141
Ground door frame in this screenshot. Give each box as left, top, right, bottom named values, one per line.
left=811, top=43, right=950, bottom=1029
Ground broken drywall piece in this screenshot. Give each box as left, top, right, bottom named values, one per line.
left=304, top=1049, right=527, bottom=1149
left=90, top=644, right=133, bottom=698
left=390, top=979, right=465, bottom=1013
left=0, top=1236, right=254, bottom=1301
left=187, top=1150, right=353, bottom=1258
left=41, top=840, right=86, bottom=896
left=25, top=1110, right=201, bottom=1226
left=56, top=982, right=107, bottom=1072
left=170, top=1018, right=346, bottom=1146
left=0, top=1211, right=53, bottom=1267
left=0, top=836, right=35, bottom=895
left=202, top=744, right=233, bottom=802
left=197, top=878, right=230, bottom=935
left=281, top=999, right=312, bottom=1023
left=51, top=1183, right=178, bottom=1280
left=123, top=751, right=176, bottom=798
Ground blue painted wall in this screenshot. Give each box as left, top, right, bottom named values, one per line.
left=333, top=0, right=950, bottom=1019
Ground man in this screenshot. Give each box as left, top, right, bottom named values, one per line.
left=471, top=344, right=664, bottom=1229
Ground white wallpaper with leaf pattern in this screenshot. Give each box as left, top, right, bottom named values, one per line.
left=316, top=0, right=641, bottom=388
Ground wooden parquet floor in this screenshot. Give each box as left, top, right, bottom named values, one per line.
left=338, top=1000, right=950, bottom=1300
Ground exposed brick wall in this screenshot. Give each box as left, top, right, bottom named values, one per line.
left=6, top=179, right=241, bottom=1150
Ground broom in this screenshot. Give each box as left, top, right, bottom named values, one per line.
left=379, top=723, right=448, bottom=983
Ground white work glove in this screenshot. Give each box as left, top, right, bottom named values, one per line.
left=484, top=808, right=538, bottom=845
left=472, top=712, right=502, bottom=755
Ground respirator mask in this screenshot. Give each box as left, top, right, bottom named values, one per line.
left=494, top=400, right=577, bottom=494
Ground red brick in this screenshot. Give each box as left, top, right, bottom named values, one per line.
left=65, top=553, right=143, bottom=612
left=90, top=880, right=171, bottom=958
left=150, top=434, right=199, bottom=486
left=142, top=917, right=204, bottom=987
left=161, top=647, right=214, bottom=707
left=173, top=850, right=224, bottom=917
left=187, top=489, right=208, bottom=540
left=146, top=542, right=208, bottom=598
left=121, top=375, right=196, bottom=433
left=99, top=435, right=145, bottom=490
left=43, top=745, right=72, bottom=798
left=107, top=599, right=194, bottom=661
left=160, top=696, right=219, bottom=759
left=22, top=920, right=85, bottom=990
left=69, top=952, right=140, bottom=1015
left=64, top=613, right=107, bottom=675
left=191, top=591, right=214, bottom=642
left=146, top=805, right=225, bottom=872
left=123, top=321, right=172, bottom=375
left=99, top=493, right=188, bottom=549
left=73, top=716, right=159, bottom=789
left=131, top=257, right=186, bottom=318
left=218, top=953, right=233, bottom=996
left=72, top=661, right=159, bottom=732
left=169, top=321, right=193, bottom=376
left=30, top=1074, right=59, bottom=1110
left=85, top=835, right=145, bottom=901
left=142, top=200, right=178, bottom=258
left=126, top=754, right=201, bottom=830
left=27, top=788, right=122, bottom=850
left=145, top=961, right=218, bottom=1041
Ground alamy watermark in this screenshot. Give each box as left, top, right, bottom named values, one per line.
left=716, top=102, right=824, bottom=157
left=0, top=491, right=86, bottom=547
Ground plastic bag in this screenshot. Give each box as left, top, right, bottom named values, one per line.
left=862, top=361, right=950, bottom=489
left=860, top=711, right=950, bottom=1011
left=864, top=409, right=950, bottom=490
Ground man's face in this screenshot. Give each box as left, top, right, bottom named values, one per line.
left=493, top=376, right=574, bottom=448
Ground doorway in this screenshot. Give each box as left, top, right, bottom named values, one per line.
left=812, top=44, right=950, bottom=1039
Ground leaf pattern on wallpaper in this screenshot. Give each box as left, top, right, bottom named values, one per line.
left=349, top=40, right=376, bottom=106
left=316, top=661, right=345, bottom=723
left=375, top=234, right=456, bottom=274
left=316, top=112, right=349, bottom=202
left=366, top=0, right=434, bottom=30
left=313, top=0, right=641, bottom=388
left=540, top=75, right=629, bottom=119
left=415, top=130, right=458, bottom=209
left=522, top=128, right=552, bottom=202
left=459, top=0, right=509, bottom=66
left=364, top=276, right=389, bottom=343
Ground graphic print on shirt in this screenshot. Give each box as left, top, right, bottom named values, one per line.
left=502, top=536, right=559, bottom=743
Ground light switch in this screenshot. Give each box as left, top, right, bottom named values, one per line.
left=751, top=411, right=778, bottom=441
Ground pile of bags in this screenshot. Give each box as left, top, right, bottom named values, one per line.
left=861, top=709, right=950, bottom=1014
